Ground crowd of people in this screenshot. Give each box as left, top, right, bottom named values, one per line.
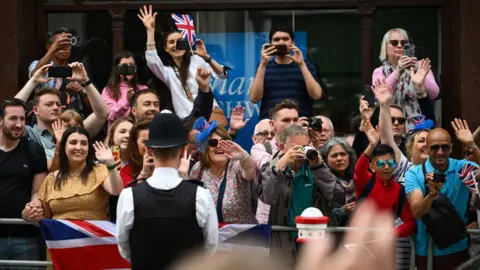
left=1, top=4, right=480, bottom=270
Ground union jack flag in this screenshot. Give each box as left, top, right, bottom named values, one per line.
left=40, top=220, right=271, bottom=269
left=458, top=162, right=479, bottom=193
left=171, top=14, right=196, bottom=46
left=40, top=220, right=130, bottom=270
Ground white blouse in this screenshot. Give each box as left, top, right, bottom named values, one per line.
left=145, top=50, right=227, bottom=119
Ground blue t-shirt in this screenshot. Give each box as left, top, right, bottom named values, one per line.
left=405, top=158, right=478, bottom=256
left=259, top=59, right=318, bottom=119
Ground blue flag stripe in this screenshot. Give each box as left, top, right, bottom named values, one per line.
left=40, top=220, right=91, bottom=241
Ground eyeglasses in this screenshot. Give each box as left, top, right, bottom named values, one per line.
left=207, top=138, right=230, bottom=147
left=255, top=130, right=275, bottom=137
left=376, top=159, right=396, bottom=169
left=389, top=40, right=409, bottom=47
left=430, top=144, right=451, bottom=152
left=391, top=117, right=407, bottom=125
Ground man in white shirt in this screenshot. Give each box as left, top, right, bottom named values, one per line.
left=116, top=111, right=218, bottom=269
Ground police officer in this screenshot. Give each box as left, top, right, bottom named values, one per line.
left=116, top=111, right=218, bottom=270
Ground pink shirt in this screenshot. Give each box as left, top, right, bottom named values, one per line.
left=101, top=82, right=148, bottom=126
left=250, top=138, right=279, bottom=224
left=372, top=60, right=440, bottom=100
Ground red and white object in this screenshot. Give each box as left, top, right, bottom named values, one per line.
left=295, top=207, right=329, bottom=243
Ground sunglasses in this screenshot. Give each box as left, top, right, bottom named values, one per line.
left=376, top=159, right=396, bottom=169
left=391, top=117, right=407, bottom=125
left=389, top=40, right=409, bottom=47
left=430, top=144, right=451, bottom=152
left=255, top=130, right=275, bottom=137
left=207, top=138, right=230, bottom=147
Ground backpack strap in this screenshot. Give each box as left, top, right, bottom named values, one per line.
left=358, top=174, right=376, bottom=200
left=396, top=185, right=407, bottom=218
left=422, top=163, right=430, bottom=195
left=263, top=141, right=272, bottom=155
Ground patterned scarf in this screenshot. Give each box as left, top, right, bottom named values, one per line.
left=381, top=61, right=421, bottom=130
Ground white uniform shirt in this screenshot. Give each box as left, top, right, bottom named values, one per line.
left=116, top=167, right=219, bottom=262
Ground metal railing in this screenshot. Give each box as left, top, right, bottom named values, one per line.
left=0, top=219, right=417, bottom=269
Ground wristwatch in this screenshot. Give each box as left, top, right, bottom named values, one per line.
left=80, top=80, right=92, bottom=87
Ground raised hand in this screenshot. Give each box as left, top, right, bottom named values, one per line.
left=260, top=44, right=277, bottom=67
left=297, top=200, right=394, bottom=270
left=276, top=145, right=306, bottom=171
left=178, top=149, right=192, bottom=179
left=359, top=97, right=375, bottom=121
left=93, top=141, right=115, bottom=166
left=396, top=55, right=413, bottom=72
left=194, top=39, right=208, bottom=59
left=137, top=5, right=157, bottom=31
left=229, top=105, right=250, bottom=132
left=309, top=128, right=322, bottom=150
left=48, top=33, right=72, bottom=54
left=196, top=66, right=211, bottom=93
left=286, top=44, right=305, bottom=65
left=32, top=64, right=54, bottom=85
left=138, top=152, right=155, bottom=179
left=364, top=120, right=380, bottom=146
left=66, top=81, right=83, bottom=93
left=68, top=62, right=89, bottom=83
left=52, top=119, right=67, bottom=143
left=372, top=78, right=393, bottom=106
left=451, top=118, right=475, bottom=147
left=217, top=140, right=247, bottom=161
left=411, top=58, right=431, bottom=91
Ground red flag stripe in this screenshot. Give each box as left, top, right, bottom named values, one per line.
left=68, top=220, right=114, bottom=238
left=48, top=244, right=130, bottom=270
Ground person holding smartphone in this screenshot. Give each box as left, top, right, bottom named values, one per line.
left=372, top=28, right=439, bottom=128
left=249, top=27, right=324, bottom=120
left=28, top=27, right=92, bottom=122
left=138, top=5, right=228, bottom=125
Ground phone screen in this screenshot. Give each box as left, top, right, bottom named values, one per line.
left=363, top=85, right=376, bottom=108
left=111, top=145, right=120, bottom=161
left=49, top=66, right=72, bottom=78
left=176, top=39, right=191, bottom=51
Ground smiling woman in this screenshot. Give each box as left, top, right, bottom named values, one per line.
left=32, top=126, right=124, bottom=221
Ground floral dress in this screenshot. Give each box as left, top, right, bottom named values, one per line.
left=189, top=160, right=257, bottom=224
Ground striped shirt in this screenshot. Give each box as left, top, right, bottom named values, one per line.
left=259, top=59, right=318, bottom=119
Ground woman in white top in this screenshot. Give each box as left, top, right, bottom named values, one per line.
left=138, top=5, right=227, bottom=119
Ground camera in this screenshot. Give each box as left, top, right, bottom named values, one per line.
left=433, top=173, right=446, bottom=183
left=116, top=64, right=137, bottom=76
left=70, top=35, right=82, bottom=47
left=403, top=43, right=415, bottom=58
left=308, top=117, right=323, bottom=132
left=303, top=146, right=319, bottom=161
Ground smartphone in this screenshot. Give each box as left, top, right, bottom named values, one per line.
left=347, top=197, right=356, bottom=204
left=363, top=85, right=376, bottom=108
left=403, top=43, right=416, bottom=57
left=111, top=145, right=120, bottom=161
left=265, top=44, right=288, bottom=56
left=49, top=66, right=72, bottom=78
left=70, top=35, right=82, bottom=47
left=176, top=39, right=191, bottom=51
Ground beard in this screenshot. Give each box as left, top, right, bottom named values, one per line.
left=2, top=123, right=23, bottom=140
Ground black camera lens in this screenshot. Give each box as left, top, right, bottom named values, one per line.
left=305, top=149, right=318, bottom=160
left=308, top=117, right=323, bottom=132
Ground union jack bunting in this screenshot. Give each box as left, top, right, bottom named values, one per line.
left=171, top=14, right=196, bottom=46
left=458, top=162, right=479, bottom=193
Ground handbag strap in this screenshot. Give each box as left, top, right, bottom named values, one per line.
left=216, top=161, right=230, bottom=223
left=422, top=163, right=430, bottom=195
